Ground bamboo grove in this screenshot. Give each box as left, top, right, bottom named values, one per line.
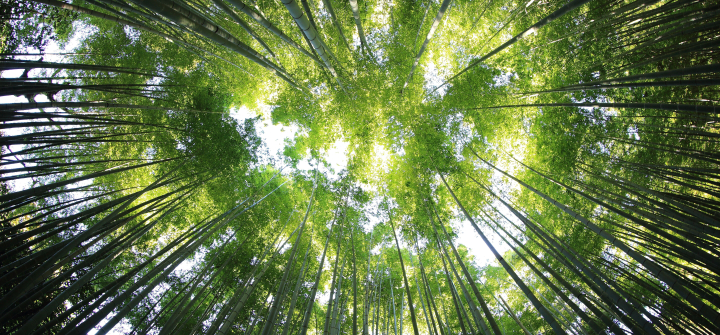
left=0, top=0, right=718, bottom=333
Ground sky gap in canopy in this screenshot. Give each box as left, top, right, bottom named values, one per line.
left=1, top=0, right=720, bottom=334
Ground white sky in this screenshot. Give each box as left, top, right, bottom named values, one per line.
left=230, top=105, right=351, bottom=179
left=227, top=107, right=510, bottom=298
left=4, top=59, right=515, bottom=269
left=230, top=103, right=513, bottom=271
left=3, top=27, right=528, bottom=334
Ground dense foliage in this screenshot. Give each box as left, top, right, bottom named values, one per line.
left=1, top=0, right=719, bottom=334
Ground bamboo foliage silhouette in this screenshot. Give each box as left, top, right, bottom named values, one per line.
left=2, top=0, right=720, bottom=333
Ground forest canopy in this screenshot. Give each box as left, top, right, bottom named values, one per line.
left=1, top=0, right=719, bottom=334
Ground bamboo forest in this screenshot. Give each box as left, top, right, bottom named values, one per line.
left=1, top=0, right=720, bottom=333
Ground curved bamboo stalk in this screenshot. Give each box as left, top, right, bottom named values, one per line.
left=279, top=0, right=344, bottom=89
left=224, top=0, right=323, bottom=66
left=438, top=172, right=569, bottom=335
left=401, top=0, right=452, bottom=94
left=428, top=201, right=501, bottom=335
left=433, top=0, right=595, bottom=95
left=388, top=216, right=421, bottom=335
